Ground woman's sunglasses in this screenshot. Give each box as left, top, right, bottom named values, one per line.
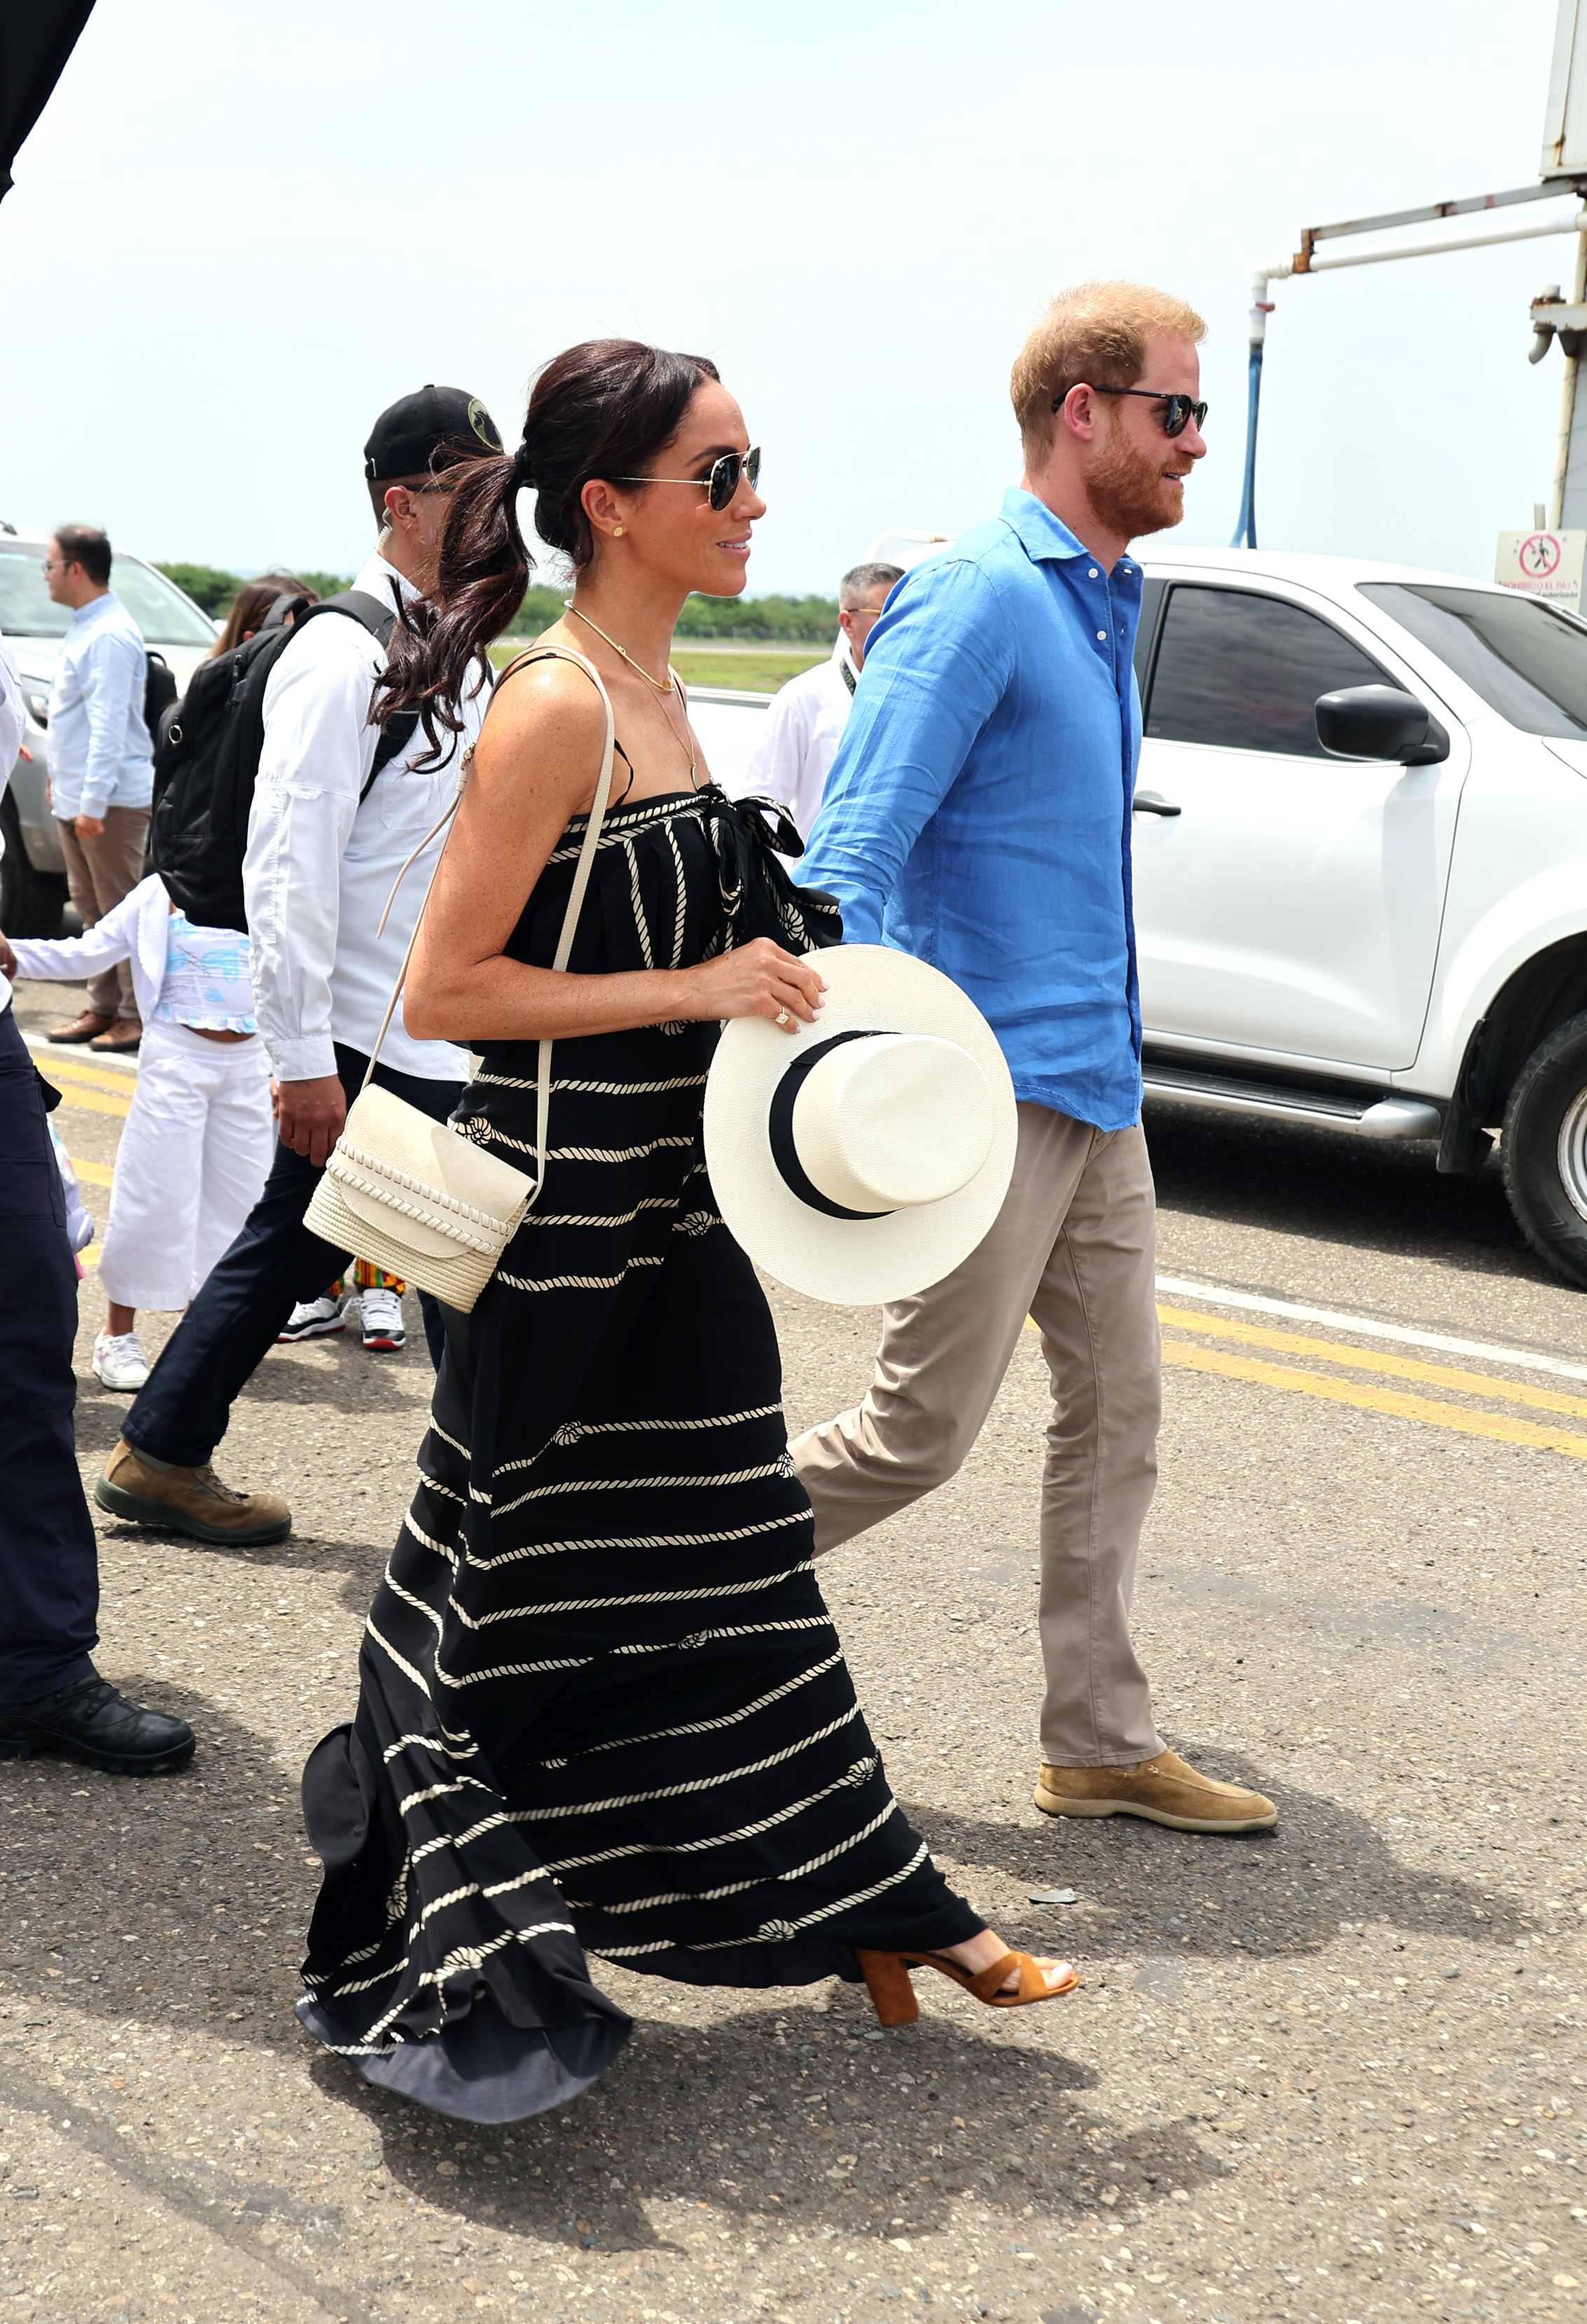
left=615, top=446, right=762, bottom=513
left=1057, top=385, right=1207, bottom=437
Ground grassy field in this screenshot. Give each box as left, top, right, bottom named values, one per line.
left=488, top=639, right=824, bottom=693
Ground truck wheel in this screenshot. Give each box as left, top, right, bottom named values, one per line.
left=1502, top=1009, right=1587, bottom=1292
left=0, top=787, right=68, bottom=938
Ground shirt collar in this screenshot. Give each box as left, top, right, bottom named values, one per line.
left=998, top=488, right=1145, bottom=600
left=1000, top=486, right=1090, bottom=564
left=355, top=548, right=420, bottom=608
left=67, top=589, right=118, bottom=632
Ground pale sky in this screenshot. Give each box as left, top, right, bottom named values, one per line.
left=0, top=0, right=1573, bottom=596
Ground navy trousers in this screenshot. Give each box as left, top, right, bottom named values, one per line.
left=0, top=1008, right=100, bottom=1702
left=123, top=1045, right=463, bottom=1472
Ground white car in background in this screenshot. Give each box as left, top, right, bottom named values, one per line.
left=0, top=527, right=217, bottom=934
left=700, top=535, right=1587, bottom=1293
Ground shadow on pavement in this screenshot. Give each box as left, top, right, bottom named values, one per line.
left=1145, top=1100, right=1541, bottom=1283
left=902, top=1754, right=1528, bottom=1967
left=307, top=1999, right=1228, bottom=2257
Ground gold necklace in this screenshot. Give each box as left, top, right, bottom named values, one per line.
left=563, top=599, right=698, bottom=789
left=565, top=601, right=675, bottom=697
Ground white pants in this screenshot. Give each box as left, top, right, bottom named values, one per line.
left=97, top=1020, right=276, bottom=1312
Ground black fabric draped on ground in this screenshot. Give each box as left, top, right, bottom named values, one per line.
left=298, top=785, right=979, bottom=2120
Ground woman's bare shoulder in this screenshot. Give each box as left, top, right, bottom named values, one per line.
left=473, top=645, right=609, bottom=781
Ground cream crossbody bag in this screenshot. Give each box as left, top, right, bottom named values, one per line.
left=303, top=644, right=619, bottom=1312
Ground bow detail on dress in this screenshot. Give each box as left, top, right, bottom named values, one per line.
left=695, top=784, right=843, bottom=955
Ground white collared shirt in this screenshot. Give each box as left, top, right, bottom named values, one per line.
left=242, top=549, right=488, bottom=1084
left=733, top=634, right=856, bottom=840
left=48, top=589, right=154, bottom=819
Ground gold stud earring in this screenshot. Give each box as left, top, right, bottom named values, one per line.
left=613, top=524, right=625, bottom=537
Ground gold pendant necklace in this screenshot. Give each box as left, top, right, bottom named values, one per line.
left=564, top=599, right=698, bottom=788
left=565, top=601, right=675, bottom=695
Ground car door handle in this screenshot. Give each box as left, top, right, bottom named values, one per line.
left=1132, top=791, right=1181, bottom=816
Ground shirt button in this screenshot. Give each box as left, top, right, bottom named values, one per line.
left=1097, top=630, right=1108, bottom=641
left=1088, top=568, right=1099, bottom=580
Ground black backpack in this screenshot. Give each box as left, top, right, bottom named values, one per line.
left=149, top=590, right=418, bottom=934
left=144, top=650, right=177, bottom=743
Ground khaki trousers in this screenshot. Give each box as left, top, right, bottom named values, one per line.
left=790, top=1104, right=1163, bottom=1768
left=56, top=807, right=149, bottom=1020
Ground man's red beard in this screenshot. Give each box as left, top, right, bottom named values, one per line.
left=1086, top=417, right=1188, bottom=542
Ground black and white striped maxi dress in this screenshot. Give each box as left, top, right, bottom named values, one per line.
left=297, top=784, right=979, bottom=2122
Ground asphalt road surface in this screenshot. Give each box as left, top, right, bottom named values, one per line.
left=4, top=980, right=1586, bottom=2324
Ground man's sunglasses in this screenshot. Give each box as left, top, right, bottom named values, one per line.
left=615, top=446, right=762, bottom=514
left=1057, top=386, right=1207, bottom=437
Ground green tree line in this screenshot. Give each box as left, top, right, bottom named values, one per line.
left=159, top=565, right=839, bottom=642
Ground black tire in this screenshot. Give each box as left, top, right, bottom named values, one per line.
left=0, top=786, right=68, bottom=938
left=1502, top=1009, right=1587, bottom=1292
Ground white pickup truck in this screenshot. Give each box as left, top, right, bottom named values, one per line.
left=697, top=544, right=1587, bottom=1293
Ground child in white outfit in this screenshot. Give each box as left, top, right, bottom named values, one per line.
left=12, top=877, right=276, bottom=1390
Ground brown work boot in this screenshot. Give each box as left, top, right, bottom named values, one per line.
left=48, top=1008, right=115, bottom=1044
left=1034, top=1747, right=1276, bottom=1833
left=95, top=1437, right=291, bottom=1546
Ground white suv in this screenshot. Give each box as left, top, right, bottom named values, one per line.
left=0, top=528, right=218, bottom=934
left=704, top=542, right=1587, bottom=1292
left=1130, top=548, right=1587, bottom=1290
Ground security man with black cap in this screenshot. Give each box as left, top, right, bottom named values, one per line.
left=96, top=386, right=504, bottom=1548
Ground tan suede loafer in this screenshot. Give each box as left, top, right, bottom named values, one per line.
left=95, top=1437, right=291, bottom=1547
left=1033, top=1747, right=1277, bottom=1833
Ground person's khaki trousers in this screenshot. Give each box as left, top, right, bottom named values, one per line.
left=56, top=807, right=149, bottom=1020
left=790, top=1103, right=1163, bottom=1768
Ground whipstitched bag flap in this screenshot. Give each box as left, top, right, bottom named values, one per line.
left=324, top=1085, right=530, bottom=1257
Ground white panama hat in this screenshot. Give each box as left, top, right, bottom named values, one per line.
left=703, top=943, right=1017, bottom=1306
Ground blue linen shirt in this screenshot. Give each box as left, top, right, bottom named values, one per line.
left=48, top=590, right=153, bottom=820
left=798, top=488, right=1144, bottom=1131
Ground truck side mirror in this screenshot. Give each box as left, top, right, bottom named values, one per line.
left=1314, top=685, right=1449, bottom=765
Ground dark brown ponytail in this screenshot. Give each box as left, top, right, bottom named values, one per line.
left=375, top=339, right=720, bottom=763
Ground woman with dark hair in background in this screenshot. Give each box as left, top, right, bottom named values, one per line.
left=295, top=339, right=1076, bottom=2124
left=209, top=573, right=315, bottom=657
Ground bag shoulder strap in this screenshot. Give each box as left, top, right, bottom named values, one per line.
left=291, top=589, right=419, bottom=800
left=359, top=644, right=618, bottom=1214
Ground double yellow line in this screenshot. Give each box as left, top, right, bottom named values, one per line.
left=1157, top=1303, right=1587, bottom=1461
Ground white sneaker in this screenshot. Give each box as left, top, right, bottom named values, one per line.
left=277, top=1294, right=346, bottom=1344
left=93, top=1329, right=151, bottom=1392
left=358, top=1287, right=406, bottom=1352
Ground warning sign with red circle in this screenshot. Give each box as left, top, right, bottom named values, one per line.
left=1496, top=528, right=1584, bottom=603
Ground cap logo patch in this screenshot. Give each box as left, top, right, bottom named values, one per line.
left=468, top=397, right=504, bottom=452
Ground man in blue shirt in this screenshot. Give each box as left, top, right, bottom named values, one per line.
left=43, top=524, right=154, bottom=1053
left=796, top=279, right=1275, bottom=1836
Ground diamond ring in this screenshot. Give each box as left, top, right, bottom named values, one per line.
left=774, top=1008, right=790, bottom=1027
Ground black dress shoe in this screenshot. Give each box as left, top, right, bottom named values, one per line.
left=0, top=1675, right=194, bottom=1775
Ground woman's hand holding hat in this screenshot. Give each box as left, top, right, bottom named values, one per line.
left=676, top=936, right=825, bottom=1033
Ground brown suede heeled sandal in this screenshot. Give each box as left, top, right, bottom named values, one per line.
left=855, top=1946, right=1080, bottom=2027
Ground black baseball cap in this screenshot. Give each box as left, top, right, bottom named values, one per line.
left=364, top=385, right=504, bottom=482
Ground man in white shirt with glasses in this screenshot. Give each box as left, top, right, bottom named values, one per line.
left=736, top=561, right=902, bottom=840
left=98, top=386, right=504, bottom=1549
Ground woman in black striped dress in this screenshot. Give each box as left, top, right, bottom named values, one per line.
left=296, top=340, right=1075, bottom=2123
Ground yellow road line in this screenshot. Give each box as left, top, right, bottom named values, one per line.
left=1161, top=1338, right=1587, bottom=1460
left=34, top=1055, right=139, bottom=1097
left=1156, top=1303, right=1587, bottom=1424
left=69, top=1155, right=114, bottom=1187
left=53, top=1088, right=130, bottom=1121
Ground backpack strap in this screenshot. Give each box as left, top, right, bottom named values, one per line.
left=359, top=645, right=618, bottom=1217
left=291, top=588, right=420, bottom=800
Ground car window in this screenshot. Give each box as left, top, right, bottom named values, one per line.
left=1358, top=582, right=1587, bottom=737
left=1145, top=585, right=1388, bottom=757
left=0, top=543, right=214, bottom=648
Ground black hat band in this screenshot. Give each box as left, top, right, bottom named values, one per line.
left=767, top=1030, right=895, bottom=1222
